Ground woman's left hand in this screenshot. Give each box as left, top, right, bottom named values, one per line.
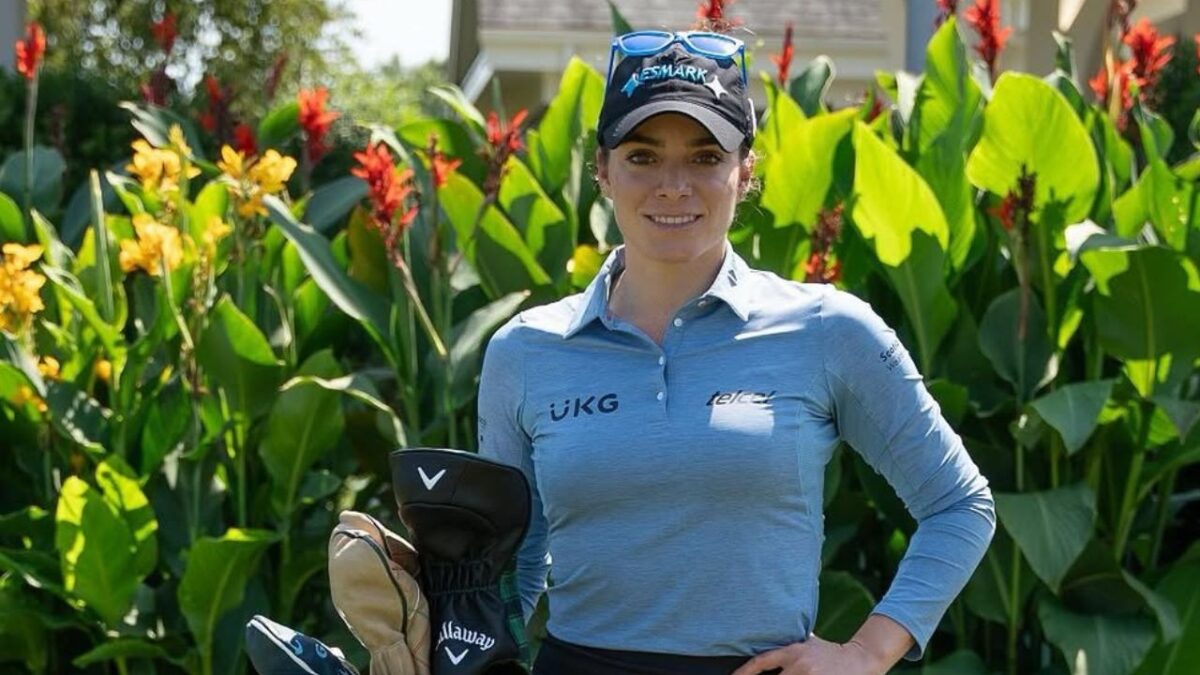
left=730, top=633, right=883, bottom=675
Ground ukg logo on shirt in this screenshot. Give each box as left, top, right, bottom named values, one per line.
left=549, top=393, right=619, bottom=421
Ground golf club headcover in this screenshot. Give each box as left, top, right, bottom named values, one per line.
left=328, top=511, right=432, bottom=675
left=390, top=448, right=531, bottom=675
left=245, top=614, right=358, bottom=675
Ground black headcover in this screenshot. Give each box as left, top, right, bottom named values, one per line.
left=390, top=448, right=531, bottom=675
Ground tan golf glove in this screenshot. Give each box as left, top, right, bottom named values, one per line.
left=329, top=511, right=431, bottom=675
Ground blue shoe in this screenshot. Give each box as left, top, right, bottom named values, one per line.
left=245, top=614, right=359, bottom=675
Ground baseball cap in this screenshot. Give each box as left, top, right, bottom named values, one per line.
left=597, top=43, right=756, bottom=153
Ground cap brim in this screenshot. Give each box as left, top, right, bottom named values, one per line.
left=601, top=100, right=745, bottom=153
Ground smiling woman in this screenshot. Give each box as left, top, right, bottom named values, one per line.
left=475, top=28, right=996, bottom=675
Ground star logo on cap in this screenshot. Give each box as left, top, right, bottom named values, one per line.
left=703, top=75, right=729, bottom=99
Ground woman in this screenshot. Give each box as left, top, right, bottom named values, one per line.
left=477, top=31, right=995, bottom=675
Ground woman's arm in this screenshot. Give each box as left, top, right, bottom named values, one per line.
left=477, top=318, right=551, bottom=622
left=819, top=288, right=996, bottom=660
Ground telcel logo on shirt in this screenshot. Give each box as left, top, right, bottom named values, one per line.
left=706, top=389, right=777, bottom=406
left=550, top=393, right=619, bottom=421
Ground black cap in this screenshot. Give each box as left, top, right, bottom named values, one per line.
left=598, top=44, right=756, bottom=153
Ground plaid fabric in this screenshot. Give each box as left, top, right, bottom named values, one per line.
left=500, top=566, right=531, bottom=670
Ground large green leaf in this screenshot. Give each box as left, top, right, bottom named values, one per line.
left=266, top=195, right=393, bottom=351
left=259, top=349, right=345, bottom=518
left=94, top=457, right=157, bottom=579
left=978, top=288, right=1054, bottom=403
left=527, top=57, right=604, bottom=194
left=995, top=483, right=1095, bottom=592
left=177, top=529, right=277, bottom=668
left=1039, top=595, right=1157, bottom=675
left=427, top=84, right=488, bottom=139
left=915, top=17, right=982, bottom=154
left=0, top=147, right=66, bottom=215
left=279, top=372, right=406, bottom=446
left=438, top=172, right=551, bottom=298
left=814, top=571, right=874, bottom=642
left=1079, top=245, right=1200, bottom=367
left=1136, top=562, right=1200, bottom=674
left=257, top=101, right=300, bottom=150
left=1112, top=159, right=1195, bottom=250
left=851, top=122, right=956, bottom=371
left=396, top=118, right=487, bottom=186
left=444, top=291, right=529, bottom=407
left=196, top=296, right=283, bottom=420
left=760, top=109, right=855, bottom=230
left=788, top=55, right=835, bottom=116
left=72, top=638, right=173, bottom=668
left=304, top=176, right=368, bottom=234
left=1060, top=540, right=1180, bottom=642
left=54, top=478, right=139, bottom=626
left=1030, top=380, right=1115, bottom=455
left=916, top=134, right=976, bottom=273
left=499, top=157, right=572, bottom=284
left=0, top=191, right=24, bottom=243
left=966, top=73, right=1099, bottom=224
left=119, top=103, right=207, bottom=161
left=757, top=76, right=808, bottom=158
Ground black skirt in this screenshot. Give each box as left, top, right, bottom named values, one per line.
left=532, top=632, right=782, bottom=675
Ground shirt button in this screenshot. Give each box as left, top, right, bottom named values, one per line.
left=656, top=391, right=664, bottom=401
left=657, top=356, right=665, bottom=366
left=673, top=318, right=683, bottom=327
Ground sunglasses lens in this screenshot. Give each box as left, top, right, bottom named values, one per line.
left=688, top=34, right=740, bottom=57
left=619, top=32, right=673, bottom=53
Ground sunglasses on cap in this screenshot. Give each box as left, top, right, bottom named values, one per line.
left=604, top=31, right=748, bottom=88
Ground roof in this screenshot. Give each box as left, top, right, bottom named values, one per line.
left=479, top=0, right=884, bottom=40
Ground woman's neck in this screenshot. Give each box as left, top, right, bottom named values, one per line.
left=608, top=244, right=726, bottom=342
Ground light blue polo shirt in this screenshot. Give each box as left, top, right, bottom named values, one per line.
left=476, top=243, right=995, bottom=659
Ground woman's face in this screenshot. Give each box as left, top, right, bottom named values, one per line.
left=597, top=113, right=751, bottom=266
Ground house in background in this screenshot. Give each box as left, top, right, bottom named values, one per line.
left=448, top=0, right=1200, bottom=120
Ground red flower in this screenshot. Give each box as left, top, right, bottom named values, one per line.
left=770, top=23, right=795, bottom=87
left=989, top=193, right=1018, bottom=231
left=863, top=90, right=884, bottom=122
left=351, top=142, right=416, bottom=236
left=1123, top=18, right=1174, bottom=92
left=14, top=22, right=46, bottom=81
left=485, top=109, right=528, bottom=154
left=200, top=74, right=232, bottom=141
left=963, top=0, right=1013, bottom=80
left=427, top=136, right=462, bottom=191
left=205, top=74, right=224, bottom=104
left=935, top=0, right=958, bottom=26
left=151, top=12, right=177, bottom=55
left=804, top=204, right=844, bottom=284
left=298, top=87, right=340, bottom=164
left=233, top=124, right=258, bottom=156
left=141, top=67, right=171, bottom=106
left=695, top=0, right=742, bottom=33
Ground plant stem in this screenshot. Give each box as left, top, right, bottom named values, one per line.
left=1049, top=433, right=1061, bottom=488
left=22, top=70, right=38, bottom=235
left=1008, top=437, right=1025, bottom=675
left=1115, top=398, right=1154, bottom=559
left=1148, top=469, right=1177, bottom=570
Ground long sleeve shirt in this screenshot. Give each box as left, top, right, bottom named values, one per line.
left=476, top=243, right=995, bottom=658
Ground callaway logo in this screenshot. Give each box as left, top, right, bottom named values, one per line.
left=550, top=393, right=619, bottom=421
left=437, top=620, right=495, bottom=666
left=418, top=467, right=446, bottom=490
left=706, top=389, right=776, bottom=406
left=622, top=63, right=728, bottom=98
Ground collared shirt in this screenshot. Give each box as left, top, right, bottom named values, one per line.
left=477, top=243, right=995, bottom=658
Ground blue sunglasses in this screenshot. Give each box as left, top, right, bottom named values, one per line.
left=605, top=30, right=748, bottom=88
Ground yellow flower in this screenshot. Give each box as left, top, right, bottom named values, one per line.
left=119, top=213, right=184, bottom=277
left=0, top=244, right=46, bottom=334
left=94, top=358, right=112, bottom=383
left=167, top=124, right=193, bottom=158
left=248, top=150, right=297, bottom=195
left=127, top=136, right=200, bottom=197
left=37, top=356, right=60, bottom=380
left=218, top=145, right=247, bottom=180
left=219, top=146, right=296, bottom=219
left=11, top=386, right=47, bottom=414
